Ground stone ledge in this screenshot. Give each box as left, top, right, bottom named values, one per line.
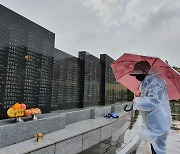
left=0, top=102, right=132, bottom=153
left=0, top=137, right=56, bottom=154
left=0, top=114, right=66, bottom=148
left=65, top=108, right=92, bottom=125
left=91, top=106, right=112, bottom=119
left=0, top=111, right=131, bottom=154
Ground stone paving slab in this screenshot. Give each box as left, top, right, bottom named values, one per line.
left=55, top=135, right=83, bottom=154
left=123, top=129, right=137, bottom=144
left=82, top=128, right=101, bottom=150
left=29, top=145, right=55, bottom=154
left=135, top=118, right=180, bottom=154
left=44, top=128, right=82, bottom=142
left=111, top=122, right=130, bottom=142
left=66, top=118, right=114, bottom=133
left=0, top=137, right=56, bottom=154
left=136, top=130, right=180, bottom=154
left=100, top=124, right=112, bottom=141
left=166, top=130, right=180, bottom=154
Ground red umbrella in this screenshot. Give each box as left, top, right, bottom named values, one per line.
left=111, top=53, right=180, bottom=100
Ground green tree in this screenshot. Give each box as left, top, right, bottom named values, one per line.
left=127, top=89, right=134, bottom=101
left=172, top=66, right=180, bottom=73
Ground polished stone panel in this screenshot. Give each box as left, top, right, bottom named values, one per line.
left=0, top=4, right=55, bottom=118
left=51, top=49, right=80, bottom=111
left=65, top=108, right=91, bottom=125
left=78, top=51, right=100, bottom=107
left=112, top=120, right=118, bottom=133
left=55, top=135, right=83, bottom=154
left=30, top=145, right=55, bottom=154
left=83, top=129, right=101, bottom=150
left=100, top=124, right=112, bottom=141
left=100, top=54, right=127, bottom=105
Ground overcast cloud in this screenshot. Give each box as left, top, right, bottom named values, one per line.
left=0, top=0, right=180, bottom=67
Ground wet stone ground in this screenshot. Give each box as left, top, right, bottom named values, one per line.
left=80, top=101, right=180, bottom=154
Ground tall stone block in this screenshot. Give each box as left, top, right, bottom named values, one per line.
left=78, top=51, right=100, bottom=107
left=0, top=4, right=55, bottom=118
left=51, top=49, right=80, bottom=111
left=100, top=54, right=127, bottom=105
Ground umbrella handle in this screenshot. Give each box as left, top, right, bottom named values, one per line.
left=124, top=104, right=133, bottom=112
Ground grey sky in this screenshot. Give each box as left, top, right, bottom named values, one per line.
left=0, top=0, right=180, bottom=67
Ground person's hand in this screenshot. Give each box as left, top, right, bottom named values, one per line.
left=132, top=89, right=141, bottom=104
left=132, top=90, right=141, bottom=103
left=135, top=89, right=141, bottom=97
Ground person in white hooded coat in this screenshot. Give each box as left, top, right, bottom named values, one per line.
left=129, top=61, right=172, bottom=154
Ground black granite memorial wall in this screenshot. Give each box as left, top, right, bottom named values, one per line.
left=78, top=51, right=100, bottom=107
left=0, top=4, right=55, bottom=118
left=51, top=49, right=80, bottom=110
left=100, top=54, right=127, bottom=105
left=0, top=4, right=127, bottom=119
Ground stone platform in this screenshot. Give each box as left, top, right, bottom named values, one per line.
left=0, top=102, right=136, bottom=154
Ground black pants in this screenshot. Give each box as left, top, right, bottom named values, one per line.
left=150, top=144, right=156, bottom=154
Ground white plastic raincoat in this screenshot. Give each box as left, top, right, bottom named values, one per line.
left=133, top=72, right=172, bottom=154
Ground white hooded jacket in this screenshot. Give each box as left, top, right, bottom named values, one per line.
left=133, top=72, right=172, bottom=154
